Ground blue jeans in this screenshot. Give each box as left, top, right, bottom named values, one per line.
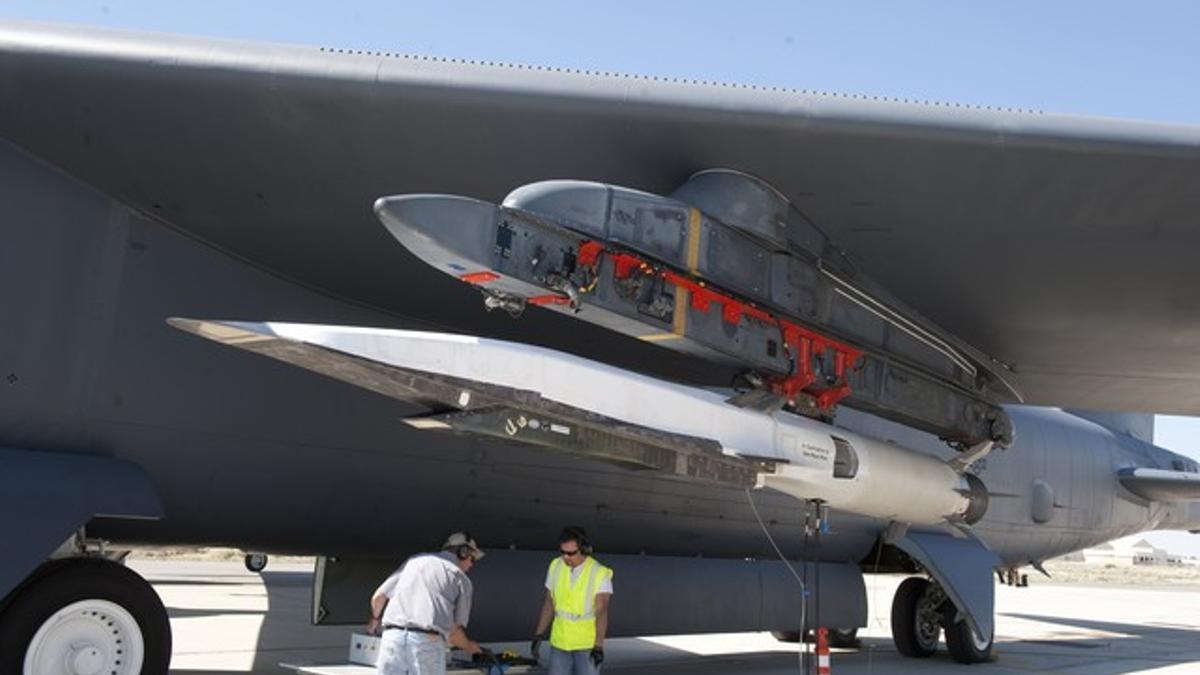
left=377, top=629, right=446, bottom=675
left=547, top=646, right=599, bottom=675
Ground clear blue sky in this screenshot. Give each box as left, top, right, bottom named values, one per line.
left=5, top=1, right=1200, bottom=554
left=6, top=1, right=1200, bottom=123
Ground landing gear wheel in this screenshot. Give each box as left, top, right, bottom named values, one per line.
left=0, top=558, right=171, bottom=675
left=944, top=617, right=994, bottom=664
left=244, top=553, right=268, bottom=573
left=769, top=627, right=858, bottom=647
left=828, top=628, right=860, bottom=648
left=890, top=577, right=941, bottom=658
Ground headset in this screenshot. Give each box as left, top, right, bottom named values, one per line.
left=558, top=526, right=592, bottom=555
left=445, top=531, right=479, bottom=561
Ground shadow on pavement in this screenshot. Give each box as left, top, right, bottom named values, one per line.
left=999, top=612, right=1197, bottom=668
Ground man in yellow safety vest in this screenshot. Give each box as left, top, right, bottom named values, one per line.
left=530, top=526, right=613, bottom=674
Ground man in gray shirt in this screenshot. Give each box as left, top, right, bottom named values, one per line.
left=367, top=532, right=493, bottom=675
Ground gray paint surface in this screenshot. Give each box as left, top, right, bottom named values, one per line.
left=317, top=552, right=865, bottom=639
left=1, top=21, right=1200, bottom=413
left=0, top=448, right=161, bottom=600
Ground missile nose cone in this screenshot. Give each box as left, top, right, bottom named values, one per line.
left=373, top=194, right=433, bottom=238
left=374, top=194, right=502, bottom=274
left=373, top=195, right=399, bottom=222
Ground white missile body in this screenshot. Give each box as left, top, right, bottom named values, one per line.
left=193, top=321, right=984, bottom=526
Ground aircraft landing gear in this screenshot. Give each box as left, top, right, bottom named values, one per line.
left=944, top=614, right=994, bottom=664
left=769, top=627, right=860, bottom=647
left=244, top=552, right=269, bottom=573
left=828, top=627, right=860, bottom=648
left=0, top=558, right=171, bottom=675
left=891, top=576, right=995, bottom=664
left=890, top=577, right=942, bottom=658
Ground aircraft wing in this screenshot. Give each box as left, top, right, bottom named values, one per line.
left=3, top=21, right=1200, bottom=413
left=167, top=318, right=765, bottom=488
left=1118, top=467, right=1200, bottom=502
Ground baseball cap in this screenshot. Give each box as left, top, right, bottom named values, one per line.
left=443, top=531, right=486, bottom=561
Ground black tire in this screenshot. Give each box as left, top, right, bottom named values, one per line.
left=890, top=577, right=939, bottom=658
left=770, top=630, right=801, bottom=642
left=944, top=617, right=994, bottom=664
left=244, top=553, right=269, bottom=573
left=770, top=626, right=859, bottom=650
left=771, top=627, right=859, bottom=647
left=828, top=627, right=860, bottom=648
left=0, top=558, right=171, bottom=675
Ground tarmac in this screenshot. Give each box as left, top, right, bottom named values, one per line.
left=141, top=559, right=1200, bottom=675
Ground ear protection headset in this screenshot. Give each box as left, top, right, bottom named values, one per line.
left=559, top=526, right=593, bottom=555
left=446, top=531, right=479, bottom=561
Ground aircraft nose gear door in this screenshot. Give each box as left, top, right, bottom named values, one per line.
left=891, top=530, right=1001, bottom=664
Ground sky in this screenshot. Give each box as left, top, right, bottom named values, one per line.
left=6, top=1, right=1200, bottom=123
left=4, top=1, right=1200, bottom=555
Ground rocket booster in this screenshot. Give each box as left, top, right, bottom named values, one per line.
left=172, top=319, right=989, bottom=527
left=371, top=171, right=1017, bottom=449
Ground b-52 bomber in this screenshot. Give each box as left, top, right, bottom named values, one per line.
left=2, top=20, right=1200, bottom=673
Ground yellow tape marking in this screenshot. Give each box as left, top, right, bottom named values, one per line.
left=672, top=287, right=689, bottom=336
left=686, top=208, right=702, bottom=273
left=639, top=332, right=683, bottom=342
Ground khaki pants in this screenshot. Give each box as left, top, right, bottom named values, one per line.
left=377, top=629, right=445, bottom=675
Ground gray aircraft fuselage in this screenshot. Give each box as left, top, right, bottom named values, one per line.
left=2, top=135, right=1196, bottom=573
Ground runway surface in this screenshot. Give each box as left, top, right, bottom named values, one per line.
left=142, top=560, right=1200, bottom=674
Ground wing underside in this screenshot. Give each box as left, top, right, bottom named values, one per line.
left=4, top=21, right=1200, bottom=413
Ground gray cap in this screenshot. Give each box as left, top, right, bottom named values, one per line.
left=442, top=531, right=485, bottom=561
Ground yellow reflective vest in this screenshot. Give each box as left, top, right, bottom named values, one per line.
left=548, top=556, right=613, bottom=651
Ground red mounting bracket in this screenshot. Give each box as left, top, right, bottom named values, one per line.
left=582, top=241, right=863, bottom=412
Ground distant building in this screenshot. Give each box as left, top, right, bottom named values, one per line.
left=1077, top=538, right=1184, bottom=566
left=1057, top=549, right=1086, bottom=563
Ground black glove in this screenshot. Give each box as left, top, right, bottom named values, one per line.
left=590, top=646, right=605, bottom=666
left=473, top=647, right=498, bottom=665
left=530, top=634, right=545, bottom=660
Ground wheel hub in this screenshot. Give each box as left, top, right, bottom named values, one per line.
left=914, top=584, right=946, bottom=649
left=23, top=599, right=144, bottom=675
left=67, top=645, right=104, bottom=675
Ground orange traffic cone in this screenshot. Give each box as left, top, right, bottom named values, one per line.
left=816, top=627, right=831, bottom=675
